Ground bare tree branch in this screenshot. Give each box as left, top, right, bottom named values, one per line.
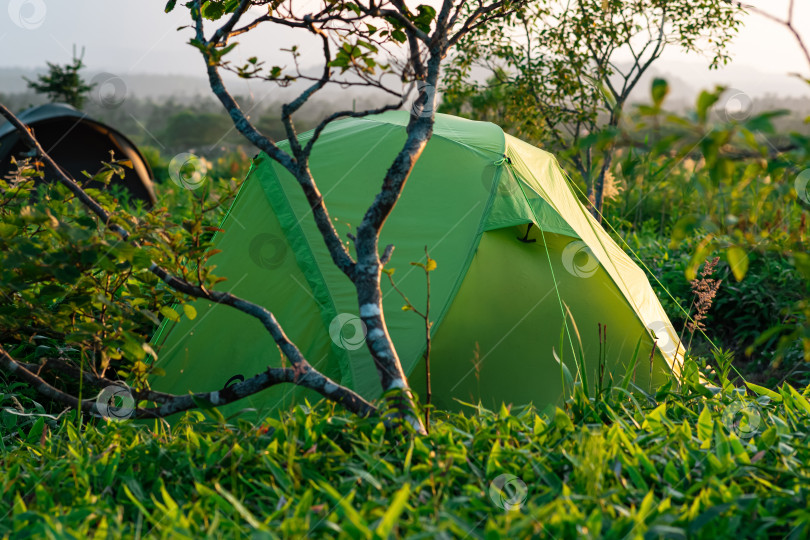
left=192, top=5, right=360, bottom=281
left=4, top=347, right=375, bottom=419
left=303, top=101, right=406, bottom=157
left=723, top=0, right=810, bottom=74
left=182, top=0, right=521, bottom=434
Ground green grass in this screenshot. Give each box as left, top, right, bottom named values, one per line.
left=3, top=379, right=810, bottom=539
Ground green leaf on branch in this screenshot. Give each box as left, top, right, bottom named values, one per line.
left=182, top=304, right=197, bottom=320
left=413, top=5, right=437, bottom=33
left=651, top=78, right=669, bottom=108
left=201, top=1, right=226, bottom=20
left=697, top=88, right=722, bottom=123
left=160, top=306, right=181, bottom=323
left=725, top=246, right=749, bottom=282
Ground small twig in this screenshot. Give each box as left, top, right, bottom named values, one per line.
left=723, top=1, right=810, bottom=73
left=380, top=244, right=395, bottom=266
left=383, top=246, right=435, bottom=431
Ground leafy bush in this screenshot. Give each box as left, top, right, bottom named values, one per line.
left=628, top=234, right=809, bottom=385
left=0, top=157, right=242, bottom=405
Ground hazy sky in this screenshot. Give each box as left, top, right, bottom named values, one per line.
left=1, top=1, right=808, bottom=85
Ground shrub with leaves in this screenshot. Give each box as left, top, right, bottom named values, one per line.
left=630, top=235, right=809, bottom=385
left=0, top=155, right=241, bottom=406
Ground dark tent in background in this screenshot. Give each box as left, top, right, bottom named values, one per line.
left=0, top=103, right=156, bottom=205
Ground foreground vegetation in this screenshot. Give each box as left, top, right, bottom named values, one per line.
left=2, top=6, right=809, bottom=530
left=3, top=374, right=810, bottom=538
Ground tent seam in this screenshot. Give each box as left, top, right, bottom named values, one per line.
left=257, top=158, right=355, bottom=390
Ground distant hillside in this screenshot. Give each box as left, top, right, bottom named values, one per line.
left=3, top=59, right=809, bottom=102
left=1, top=61, right=807, bottom=157
left=0, top=68, right=212, bottom=97
left=0, top=68, right=393, bottom=103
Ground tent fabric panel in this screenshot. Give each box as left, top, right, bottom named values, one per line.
left=286, top=110, right=505, bottom=157
left=484, top=166, right=578, bottom=238
left=353, top=111, right=506, bottom=156
left=273, top=122, right=406, bottom=396
left=273, top=121, right=499, bottom=399
left=151, top=167, right=338, bottom=417
left=504, top=134, right=683, bottom=373
left=287, top=111, right=505, bottom=173
left=376, top=137, right=501, bottom=385
left=409, top=227, right=669, bottom=411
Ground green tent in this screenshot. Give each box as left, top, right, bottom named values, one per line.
left=151, top=112, right=683, bottom=415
